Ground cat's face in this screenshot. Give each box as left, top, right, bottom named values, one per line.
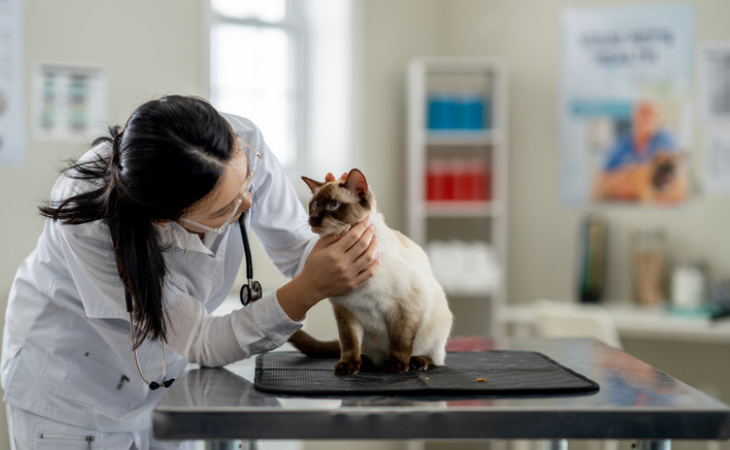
left=302, top=169, right=374, bottom=236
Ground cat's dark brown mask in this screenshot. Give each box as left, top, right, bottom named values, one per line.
left=302, top=169, right=374, bottom=236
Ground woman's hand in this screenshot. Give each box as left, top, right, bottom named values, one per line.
left=300, top=217, right=379, bottom=299
left=276, top=217, right=380, bottom=321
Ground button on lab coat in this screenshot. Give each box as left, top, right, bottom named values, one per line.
left=1, top=114, right=317, bottom=431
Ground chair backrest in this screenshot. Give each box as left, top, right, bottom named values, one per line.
left=533, top=299, right=622, bottom=348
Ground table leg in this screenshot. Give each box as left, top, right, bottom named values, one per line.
left=204, top=441, right=241, bottom=450
left=636, top=441, right=671, bottom=450
left=544, top=439, right=567, bottom=450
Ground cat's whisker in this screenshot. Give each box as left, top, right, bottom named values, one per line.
left=294, top=223, right=312, bottom=235
left=293, top=218, right=313, bottom=234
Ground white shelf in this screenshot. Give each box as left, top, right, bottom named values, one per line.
left=425, top=200, right=502, bottom=217
left=425, top=130, right=501, bottom=147
left=407, top=56, right=508, bottom=338
left=500, top=303, right=730, bottom=345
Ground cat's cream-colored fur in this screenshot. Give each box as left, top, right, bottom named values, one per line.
left=300, top=169, right=453, bottom=374
left=331, top=204, right=453, bottom=367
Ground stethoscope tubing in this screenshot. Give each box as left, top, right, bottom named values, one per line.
left=124, top=217, right=262, bottom=390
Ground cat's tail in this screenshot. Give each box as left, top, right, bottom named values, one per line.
left=287, top=330, right=341, bottom=358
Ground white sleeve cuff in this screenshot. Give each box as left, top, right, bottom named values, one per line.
left=166, top=290, right=303, bottom=368
left=247, top=290, right=304, bottom=350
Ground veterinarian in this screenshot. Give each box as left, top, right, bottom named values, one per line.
left=1, top=95, right=379, bottom=449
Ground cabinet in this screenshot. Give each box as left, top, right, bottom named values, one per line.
left=407, top=57, right=508, bottom=338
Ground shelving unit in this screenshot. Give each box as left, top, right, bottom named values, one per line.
left=407, top=57, right=508, bottom=338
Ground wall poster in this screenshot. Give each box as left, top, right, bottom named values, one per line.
left=560, top=4, right=694, bottom=206
left=0, top=0, right=24, bottom=167
left=699, top=42, right=730, bottom=124
left=705, top=132, right=730, bottom=194
left=33, top=63, right=107, bottom=142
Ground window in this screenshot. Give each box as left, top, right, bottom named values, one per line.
left=209, top=0, right=304, bottom=168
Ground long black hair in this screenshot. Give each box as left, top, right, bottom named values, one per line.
left=40, top=95, right=237, bottom=348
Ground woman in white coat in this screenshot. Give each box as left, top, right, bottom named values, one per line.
left=1, top=95, right=379, bottom=449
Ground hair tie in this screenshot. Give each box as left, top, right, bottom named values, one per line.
left=110, top=128, right=124, bottom=172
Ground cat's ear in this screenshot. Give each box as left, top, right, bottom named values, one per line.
left=302, top=176, right=324, bottom=194
left=344, top=169, right=369, bottom=201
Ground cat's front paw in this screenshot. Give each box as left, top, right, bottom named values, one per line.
left=385, top=357, right=409, bottom=373
left=334, top=359, right=361, bottom=375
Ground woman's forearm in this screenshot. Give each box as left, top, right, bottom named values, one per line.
left=276, top=276, right=322, bottom=321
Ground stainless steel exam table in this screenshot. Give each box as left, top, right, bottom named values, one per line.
left=153, top=338, right=730, bottom=448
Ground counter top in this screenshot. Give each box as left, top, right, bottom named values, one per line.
left=153, top=338, right=730, bottom=441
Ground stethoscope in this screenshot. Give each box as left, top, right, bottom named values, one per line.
left=125, top=215, right=263, bottom=390
left=238, top=217, right=263, bottom=306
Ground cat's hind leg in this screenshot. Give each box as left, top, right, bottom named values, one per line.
left=384, top=302, right=421, bottom=373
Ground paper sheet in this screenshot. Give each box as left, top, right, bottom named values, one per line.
left=33, top=64, right=107, bottom=141
left=705, top=132, right=730, bottom=194
left=700, top=42, right=730, bottom=123
left=0, top=0, right=24, bottom=166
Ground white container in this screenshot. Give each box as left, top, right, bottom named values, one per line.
left=671, top=263, right=707, bottom=308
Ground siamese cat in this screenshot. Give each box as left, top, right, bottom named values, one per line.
left=288, top=169, right=453, bottom=375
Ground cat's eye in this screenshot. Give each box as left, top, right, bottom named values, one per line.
left=328, top=201, right=341, bottom=210
left=312, top=200, right=318, bottom=209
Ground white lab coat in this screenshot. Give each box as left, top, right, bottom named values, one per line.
left=1, top=114, right=317, bottom=432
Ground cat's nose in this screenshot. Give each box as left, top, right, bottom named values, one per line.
left=309, top=215, right=321, bottom=227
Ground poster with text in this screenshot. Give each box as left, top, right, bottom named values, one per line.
left=561, top=4, right=694, bottom=206
left=33, top=64, right=107, bottom=142
left=699, top=42, right=730, bottom=123
left=0, top=0, right=24, bottom=167
left=705, top=132, right=730, bottom=194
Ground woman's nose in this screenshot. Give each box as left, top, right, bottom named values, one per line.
left=239, top=191, right=253, bottom=213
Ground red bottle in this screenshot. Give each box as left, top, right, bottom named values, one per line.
left=464, top=158, right=489, bottom=200
left=426, top=159, right=447, bottom=200
left=451, top=159, right=468, bottom=200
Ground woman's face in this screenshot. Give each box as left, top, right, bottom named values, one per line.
left=181, top=140, right=254, bottom=234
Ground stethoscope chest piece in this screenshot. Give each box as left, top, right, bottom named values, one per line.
left=240, top=280, right=262, bottom=306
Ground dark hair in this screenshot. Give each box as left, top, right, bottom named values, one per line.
left=40, top=95, right=236, bottom=348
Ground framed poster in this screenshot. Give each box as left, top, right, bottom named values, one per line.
left=0, top=0, right=24, bottom=166
left=33, top=63, right=107, bottom=142
left=560, top=4, right=694, bottom=206
left=705, top=132, right=730, bottom=194
left=699, top=42, right=730, bottom=123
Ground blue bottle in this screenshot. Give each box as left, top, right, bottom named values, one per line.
left=427, top=91, right=458, bottom=130
left=460, top=91, right=485, bottom=130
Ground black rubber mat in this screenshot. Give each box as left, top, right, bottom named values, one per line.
left=254, top=351, right=599, bottom=396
